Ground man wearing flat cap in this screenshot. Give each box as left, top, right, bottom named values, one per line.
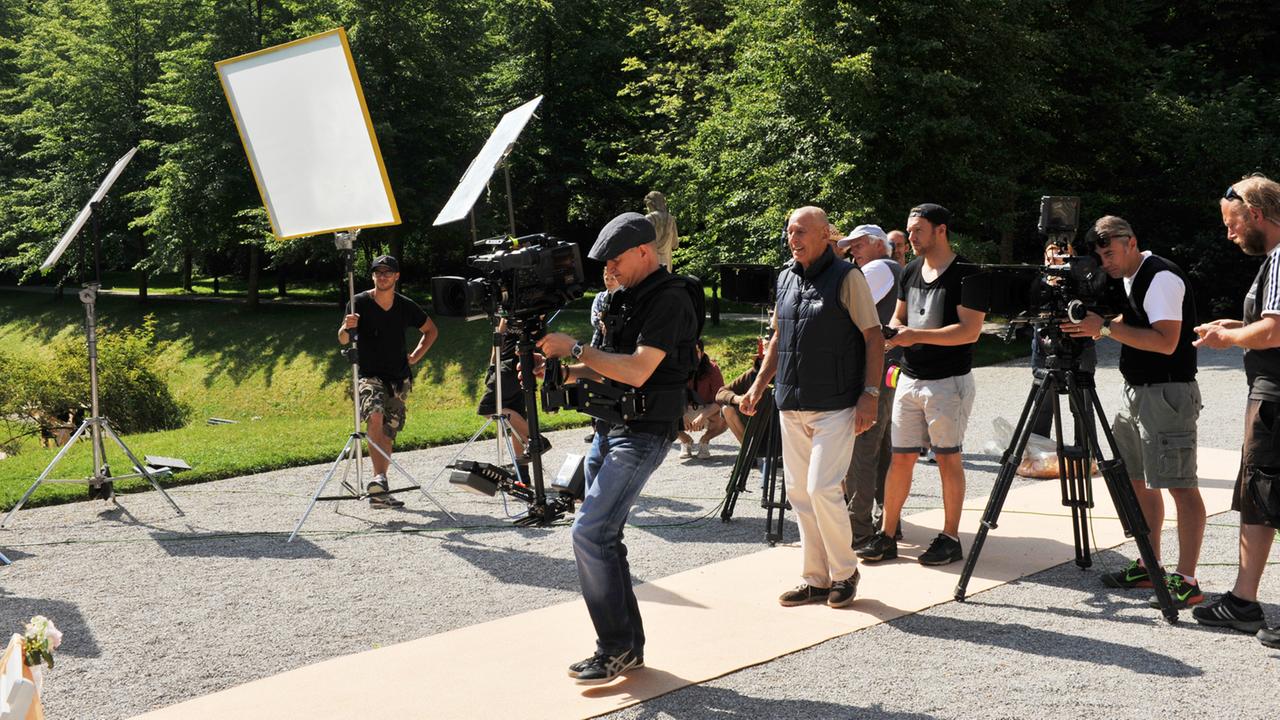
left=537, top=212, right=699, bottom=684
left=740, top=206, right=883, bottom=610
left=338, top=255, right=438, bottom=508
left=1063, top=215, right=1205, bottom=609
left=860, top=203, right=985, bottom=567
left=837, top=224, right=902, bottom=548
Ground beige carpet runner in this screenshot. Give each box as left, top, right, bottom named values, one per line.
left=134, top=447, right=1240, bottom=720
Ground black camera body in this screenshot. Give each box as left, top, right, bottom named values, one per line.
left=960, top=196, right=1122, bottom=327
left=432, top=233, right=585, bottom=320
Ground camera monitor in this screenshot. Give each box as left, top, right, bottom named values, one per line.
left=216, top=28, right=399, bottom=240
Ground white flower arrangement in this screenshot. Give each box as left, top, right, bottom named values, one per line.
left=21, top=615, right=62, bottom=669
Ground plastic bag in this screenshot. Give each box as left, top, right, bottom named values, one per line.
left=982, top=417, right=1079, bottom=479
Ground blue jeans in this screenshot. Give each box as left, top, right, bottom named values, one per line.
left=573, top=429, right=668, bottom=656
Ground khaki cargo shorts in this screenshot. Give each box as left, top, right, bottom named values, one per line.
left=1113, top=381, right=1200, bottom=489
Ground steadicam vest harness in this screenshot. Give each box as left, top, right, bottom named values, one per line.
left=596, top=272, right=703, bottom=422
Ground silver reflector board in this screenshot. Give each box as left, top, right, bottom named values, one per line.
left=216, top=28, right=399, bottom=240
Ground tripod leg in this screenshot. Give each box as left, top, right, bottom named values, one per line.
left=723, top=408, right=765, bottom=522
left=420, top=417, right=497, bottom=496
left=0, top=420, right=94, bottom=527
left=1082, top=389, right=1178, bottom=622
left=764, top=408, right=787, bottom=545
left=289, top=435, right=360, bottom=543
left=955, top=379, right=1054, bottom=601
left=100, top=421, right=183, bottom=515
left=0, top=550, right=10, bottom=565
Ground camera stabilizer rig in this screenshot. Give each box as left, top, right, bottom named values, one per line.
left=952, top=196, right=1177, bottom=622
left=427, top=233, right=587, bottom=526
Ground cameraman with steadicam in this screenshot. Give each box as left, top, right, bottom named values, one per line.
left=535, top=212, right=699, bottom=685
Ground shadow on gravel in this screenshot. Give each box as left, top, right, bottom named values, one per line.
left=602, top=682, right=939, bottom=719
left=0, top=593, right=101, bottom=658
left=894, top=614, right=1201, bottom=677
left=441, top=535, right=579, bottom=592
left=147, top=530, right=334, bottom=560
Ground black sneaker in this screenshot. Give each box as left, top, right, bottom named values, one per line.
left=567, top=651, right=644, bottom=678
left=571, top=649, right=641, bottom=684
left=1147, top=573, right=1204, bottom=609
left=1258, top=627, right=1280, bottom=648
left=855, top=532, right=898, bottom=562
left=894, top=522, right=903, bottom=541
left=778, top=583, right=831, bottom=607
left=827, top=571, right=860, bottom=608
left=528, top=435, right=553, bottom=456
left=1192, top=592, right=1265, bottom=633
left=1100, top=559, right=1153, bottom=589
left=367, top=479, right=404, bottom=509
left=918, top=533, right=963, bottom=566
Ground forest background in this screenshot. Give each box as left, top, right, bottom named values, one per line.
left=2, top=0, right=1278, bottom=313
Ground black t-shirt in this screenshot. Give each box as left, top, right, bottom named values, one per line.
left=897, top=255, right=980, bottom=380
left=348, top=290, right=429, bottom=381
left=1244, top=254, right=1280, bottom=402
left=607, top=268, right=699, bottom=435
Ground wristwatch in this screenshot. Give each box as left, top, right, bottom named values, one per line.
left=570, top=341, right=585, bottom=360
left=1099, top=317, right=1113, bottom=338
left=863, top=385, right=880, bottom=398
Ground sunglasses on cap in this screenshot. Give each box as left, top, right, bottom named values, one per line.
left=1093, top=233, right=1129, bottom=249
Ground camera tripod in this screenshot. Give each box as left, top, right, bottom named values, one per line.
left=289, top=232, right=454, bottom=542
left=721, top=387, right=789, bottom=545
left=953, top=331, right=1178, bottom=622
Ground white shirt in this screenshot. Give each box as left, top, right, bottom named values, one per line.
left=1123, top=251, right=1185, bottom=324
left=859, top=258, right=895, bottom=304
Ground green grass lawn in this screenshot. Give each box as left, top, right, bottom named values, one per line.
left=0, top=289, right=1028, bottom=510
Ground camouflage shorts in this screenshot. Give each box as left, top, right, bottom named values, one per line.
left=358, top=376, right=412, bottom=441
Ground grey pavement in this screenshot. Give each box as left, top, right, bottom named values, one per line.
left=1, top=340, right=1278, bottom=719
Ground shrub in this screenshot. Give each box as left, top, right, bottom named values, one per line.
left=23, top=315, right=190, bottom=435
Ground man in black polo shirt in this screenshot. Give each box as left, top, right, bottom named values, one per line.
left=1192, top=174, right=1280, bottom=646
left=537, top=212, right=698, bottom=684
left=1064, top=216, right=1205, bottom=608
left=858, top=203, right=985, bottom=567
left=338, top=255, right=438, bottom=508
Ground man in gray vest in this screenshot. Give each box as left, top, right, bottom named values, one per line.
left=1063, top=215, right=1205, bottom=609
left=837, top=224, right=902, bottom=548
left=741, top=206, right=883, bottom=608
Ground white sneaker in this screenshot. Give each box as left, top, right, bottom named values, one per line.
left=679, top=443, right=694, bottom=458
left=697, top=441, right=711, bottom=459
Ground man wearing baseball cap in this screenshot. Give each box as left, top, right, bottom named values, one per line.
left=1063, top=215, right=1205, bottom=608
left=859, top=203, right=986, bottom=566
left=837, top=224, right=903, bottom=547
left=338, top=255, right=437, bottom=508
left=537, top=212, right=699, bottom=684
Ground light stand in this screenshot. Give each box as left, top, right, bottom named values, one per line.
left=3, top=160, right=185, bottom=527
left=288, top=230, right=455, bottom=542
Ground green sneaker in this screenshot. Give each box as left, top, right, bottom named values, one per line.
left=1100, top=559, right=1153, bottom=589
left=1148, top=573, right=1204, bottom=609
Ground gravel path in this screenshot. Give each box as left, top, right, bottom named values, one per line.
left=2, top=341, right=1276, bottom=720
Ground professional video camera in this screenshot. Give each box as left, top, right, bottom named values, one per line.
left=431, top=233, right=585, bottom=320
left=960, top=196, right=1122, bottom=330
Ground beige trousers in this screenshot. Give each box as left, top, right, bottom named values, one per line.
left=780, top=407, right=859, bottom=586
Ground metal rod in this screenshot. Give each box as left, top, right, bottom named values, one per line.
left=503, top=163, right=516, bottom=237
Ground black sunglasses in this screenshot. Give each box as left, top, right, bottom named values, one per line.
left=1093, top=233, right=1129, bottom=248
left=1224, top=186, right=1244, bottom=202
